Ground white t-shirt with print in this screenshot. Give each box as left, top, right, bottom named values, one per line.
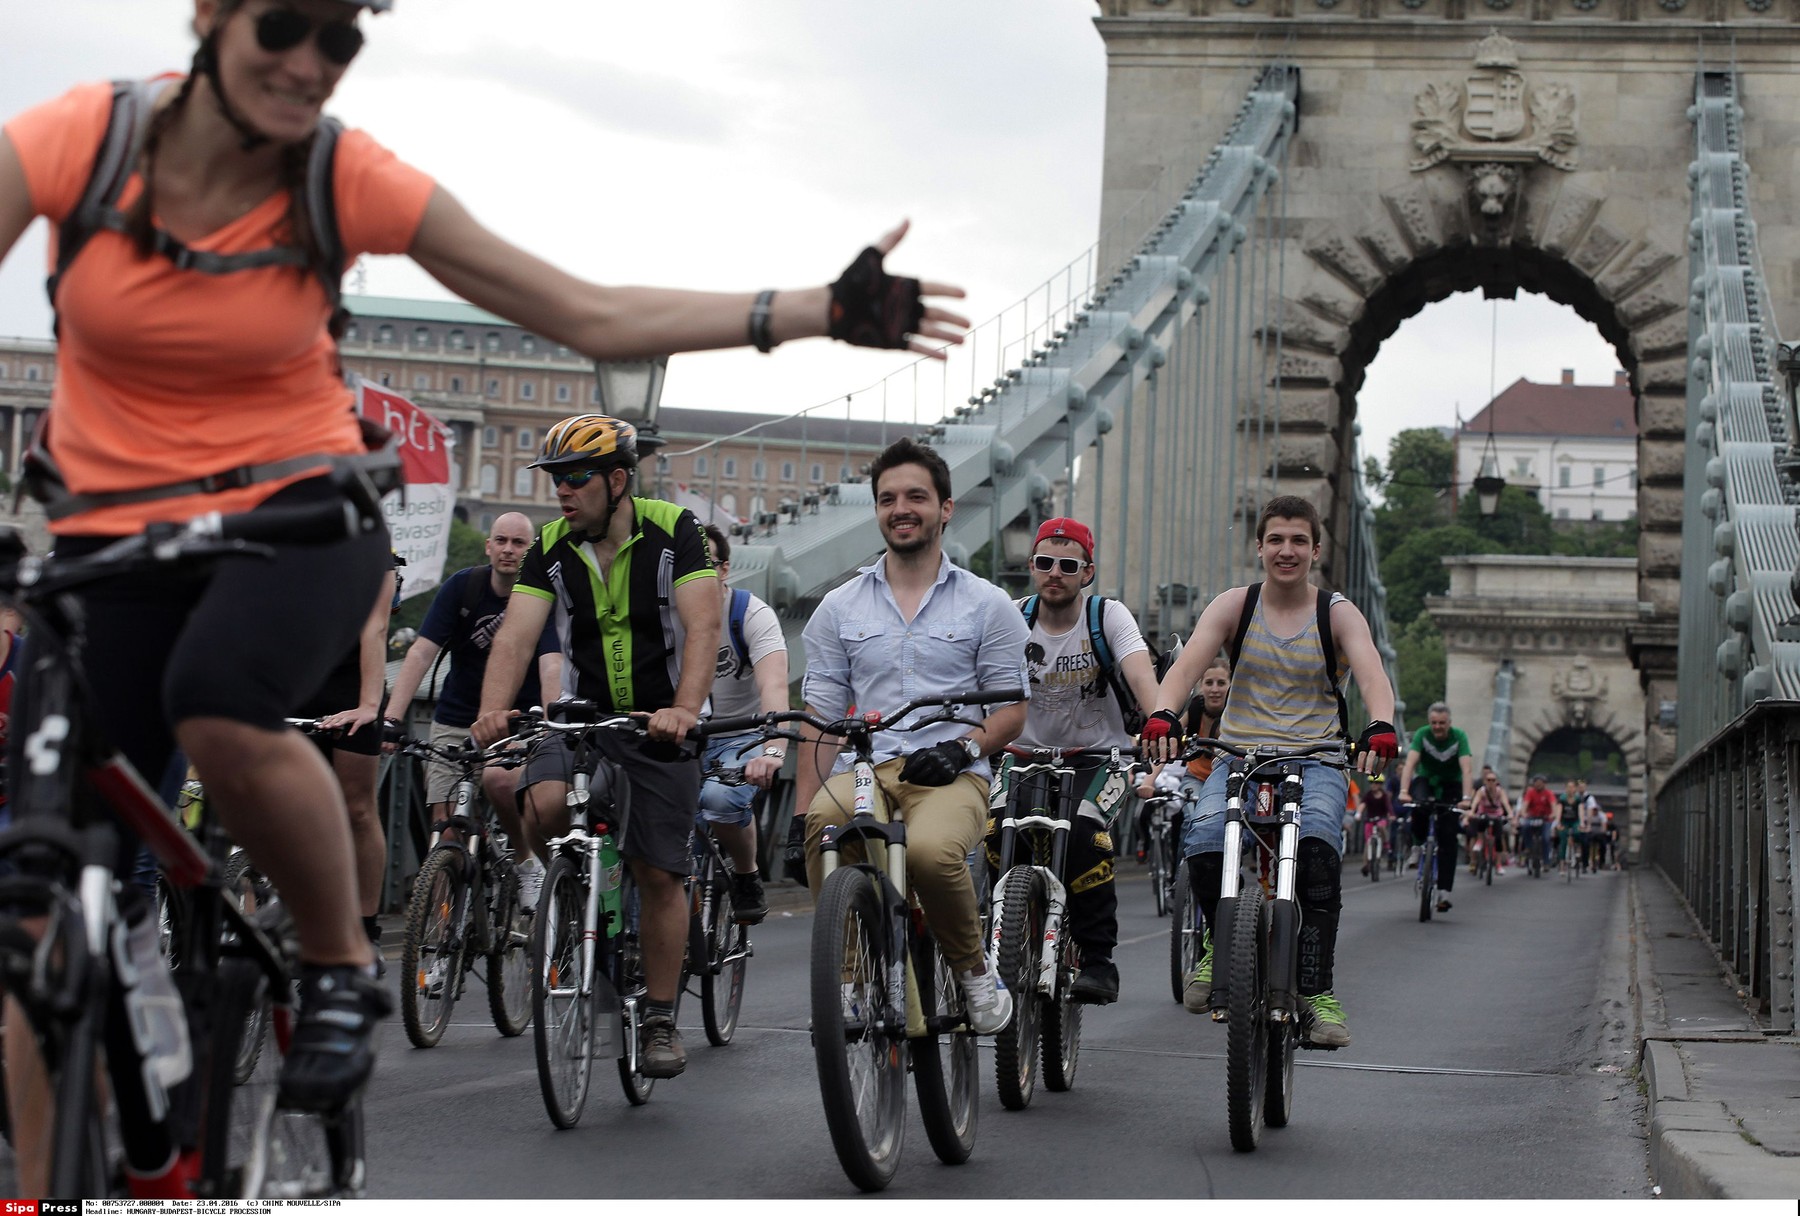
left=707, top=591, right=786, bottom=727
left=1012, top=595, right=1150, bottom=751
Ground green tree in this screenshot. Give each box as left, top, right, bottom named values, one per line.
left=390, top=517, right=488, bottom=641
left=1393, top=613, right=1446, bottom=724
left=1550, top=516, right=1639, bottom=559
left=1379, top=523, right=1498, bottom=628
left=1453, top=483, right=1556, bottom=551
left=1370, top=428, right=1456, bottom=556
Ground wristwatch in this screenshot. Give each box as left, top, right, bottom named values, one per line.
left=958, top=737, right=983, bottom=764
left=762, top=745, right=786, bottom=759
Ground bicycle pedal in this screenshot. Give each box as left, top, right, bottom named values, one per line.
left=1297, top=1039, right=1341, bottom=1052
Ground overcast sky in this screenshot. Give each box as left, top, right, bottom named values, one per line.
left=2, top=0, right=1619, bottom=481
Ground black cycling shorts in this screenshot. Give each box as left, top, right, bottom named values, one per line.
left=52, top=477, right=392, bottom=791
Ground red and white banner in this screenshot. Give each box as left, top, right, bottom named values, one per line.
left=355, top=376, right=454, bottom=601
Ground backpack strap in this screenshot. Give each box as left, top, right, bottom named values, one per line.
left=1227, top=583, right=1260, bottom=672
left=306, top=115, right=347, bottom=327
left=1020, top=594, right=1039, bottom=630
left=1316, top=587, right=1351, bottom=742
left=48, top=79, right=166, bottom=318
left=1085, top=594, right=1139, bottom=725
left=728, top=588, right=752, bottom=677
left=459, top=565, right=492, bottom=622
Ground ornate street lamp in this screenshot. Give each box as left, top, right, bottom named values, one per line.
left=593, top=356, right=668, bottom=445
left=1472, top=425, right=1506, bottom=517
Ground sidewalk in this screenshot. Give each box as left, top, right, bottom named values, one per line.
left=1633, top=867, right=1800, bottom=1199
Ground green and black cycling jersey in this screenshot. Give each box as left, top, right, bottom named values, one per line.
left=514, top=497, right=716, bottom=714
left=1409, top=724, right=1470, bottom=801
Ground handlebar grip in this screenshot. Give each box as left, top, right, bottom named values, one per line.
left=210, top=498, right=368, bottom=545
left=964, top=688, right=1026, bottom=705
left=546, top=698, right=600, bottom=724
left=694, top=714, right=764, bottom=740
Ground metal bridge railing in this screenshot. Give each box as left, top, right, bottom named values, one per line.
left=1648, top=68, right=1800, bottom=1032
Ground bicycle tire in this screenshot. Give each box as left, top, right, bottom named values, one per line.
left=487, top=864, right=532, bottom=1037
left=400, top=847, right=467, bottom=1049
left=200, top=956, right=260, bottom=1194
left=910, top=926, right=978, bottom=1165
left=701, top=867, right=747, bottom=1047
left=222, top=854, right=272, bottom=1085
left=1418, top=837, right=1435, bottom=923
left=615, top=867, right=658, bottom=1106
left=1367, top=835, right=1382, bottom=883
left=1171, top=869, right=1200, bottom=1004
left=1148, top=837, right=1167, bottom=918
left=810, top=865, right=905, bottom=1192
left=1040, top=929, right=1081, bottom=1093
left=1262, top=899, right=1297, bottom=1130
left=531, top=854, right=593, bottom=1129
left=991, top=866, right=1043, bottom=1112
left=1225, top=882, right=1268, bottom=1153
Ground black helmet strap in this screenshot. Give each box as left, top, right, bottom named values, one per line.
left=195, top=5, right=272, bottom=152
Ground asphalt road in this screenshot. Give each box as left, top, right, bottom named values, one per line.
left=355, top=858, right=1652, bottom=1199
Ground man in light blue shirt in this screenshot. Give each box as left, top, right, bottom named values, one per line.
left=794, top=437, right=1029, bottom=1034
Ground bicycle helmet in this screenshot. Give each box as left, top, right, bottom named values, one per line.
left=529, top=414, right=640, bottom=471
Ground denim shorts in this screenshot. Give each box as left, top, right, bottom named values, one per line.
left=1179, top=757, right=1349, bottom=858
left=697, top=734, right=761, bottom=829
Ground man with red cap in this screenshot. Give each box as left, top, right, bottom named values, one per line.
left=986, top=517, right=1163, bottom=1003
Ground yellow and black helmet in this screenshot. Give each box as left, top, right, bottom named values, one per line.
left=529, top=414, right=640, bottom=471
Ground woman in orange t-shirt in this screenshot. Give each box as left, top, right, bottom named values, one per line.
left=0, top=0, right=969, bottom=1189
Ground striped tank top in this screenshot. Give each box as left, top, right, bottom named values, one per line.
left=1220, top=590, right=1349, bottom=749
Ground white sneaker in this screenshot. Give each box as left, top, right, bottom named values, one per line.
left=516, top=858, right=545, bottom=913
left=956, top=966, right=1014, bottom=1035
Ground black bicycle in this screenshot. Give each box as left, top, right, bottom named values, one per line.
left=1404, top=800, right=1460, bottom=922
left=0, top=488, right=383, bottom=1199
left=703, top=689, right=1022, bottom=1192
left=391, top=731, right=533, bottom=1048
left=689, top=762, right=758, bottom=1045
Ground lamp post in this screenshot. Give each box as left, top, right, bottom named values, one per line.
left=1472, top=426, right=1506, bottom=518
left=593, top=355, right=668, bottom=496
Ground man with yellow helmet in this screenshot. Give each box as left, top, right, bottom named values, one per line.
left=473, top=413, right=720, bottom=1079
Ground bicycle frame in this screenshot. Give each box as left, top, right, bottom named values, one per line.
left=1212, top=758, right=1304, bottom=1024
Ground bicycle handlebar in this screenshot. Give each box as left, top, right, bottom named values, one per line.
left=698, top=687, right=1026, bottom=743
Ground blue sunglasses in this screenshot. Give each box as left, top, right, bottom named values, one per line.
left=549, top=467, right=608, bottom=489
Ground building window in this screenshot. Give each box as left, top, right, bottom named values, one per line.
left=1592, top=465, right=1605, bottom=488
left=377, top=371, right=391, bottom=386
left=556, top=345, right=571, bottom=359
left=810, top=463, right=824, bottom=483
left=590, top=385, right=601, bottom=404
left=514, top=466, right=534, bottom=497
left=1628, top=468, right=1638, bottom=490
left=480, top=464, right=498, bottom=494
left=485, top=379, right=500, bottom=398
left=1556, top=507, right=1569, bottom=520
left=447, top=329, right=465, bottom=350
left=1510, top=457, right=1531, bottom=479
left=555, top=383, right=571, bottom=403
left=517, top=429, right=533, bottom=450
left=449, top=375, right=464, bottom=393
left=694, top=454, right=709, bottom=477
left=722, top=458, right=738, bottom=479
left=841, top=463, right=853, bottom=481
left=519, top=381, right=535, bottom=401
left=376, top=324, right=395, bottom=346
left=479, top=512, right=494, bottom=532
left=0, top=364, right=8, bottom=379
left=1592, top=509, right=1604, bottom=521
left=483, top=426, right=498, bottom=448
left=412, top=326, right=431, bottom=349
left=413, top=373, right=430, bottom=390
left=720, top=493, right=737, bottom=515
left=781, top=461, right=795, bottom=482
left=752, top=459, right=766, bottom=480
left=24, top=366, right=39, bottom=382
left=485, top=332, right=502, bottom=353
left=343, top=322, right=359, bottom=341
left=519, top=335, right=538, bottom=355
left=1558, top=466, right=1571, bottom=488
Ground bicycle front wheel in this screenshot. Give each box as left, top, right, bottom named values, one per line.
left=810, top=866, right=905, bottom=1192
left=400, top=847, right=467, bottom=1049
left=531, top=854, right=593, bottom=1128
left=1225, top=882, right=1268, bottom=1153
left=1041, top=929, right=1081, bottom=1092
left=616, top=867, right=657, bottom=1107
left=1171, top=867, right=1200, bottom=1004
left=1148, top=837, right=1167, bottom=917
left=1418, top=839, right=1435, bottom=923
left=701, top=867, right=748, bottom=1046
left=910, top=927, right=978, bottom=1165
left=991, top=866, right=1043, bottom=1111
left=487, top=864, right=532, bottom=1037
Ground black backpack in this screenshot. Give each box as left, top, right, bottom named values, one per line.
left=1019, top=592, right=1145, bottom=734
left=425, top=565, right=494, bottom=693
left=1225, top=584, right=1350, bottom=742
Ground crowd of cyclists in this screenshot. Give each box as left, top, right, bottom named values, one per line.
left=0, top=0, right=1625, bottom=1196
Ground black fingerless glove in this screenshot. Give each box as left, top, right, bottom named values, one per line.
left=899, top=740, right=971, bottom=787
left=828, top=246, right=924, bottom=349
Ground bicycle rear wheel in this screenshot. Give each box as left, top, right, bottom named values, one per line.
left=616, top=868, right=657, bottom=1106
left=701, top=866, right=748, bottom=1046
left=487, top=864, right=532, bottom=1037
left=531, top=854, right=593, bottom=1128
left=400, top=847, right=467, bottom=1049
left=1148, top=836, right=1167, bottom=917
left=991, top=866, right=1043, bottom=1111
left=1040, top=930, right=1081, bottom=1092
left=810, top=866, right=905, bottom=1192
left=1418, top=838, right=1435, bottom=923
left=1225, top=883, right=1268, bottom=1153
left=910, top=927, right=977, bottom=1165
left=1170, top=868, right=1200, bottom=1004
left=223, top=854, right=273, bottom=1084
left=1367, top=834, right=1382, bottom=883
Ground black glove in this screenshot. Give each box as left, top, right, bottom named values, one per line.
left=1357, top=720, right=1399, bottom=761
left=828, top=245, right=924, bottom=349
left=1139, top=708, right=1184, bottom=744
left=899, top=740, right=973, bottom=788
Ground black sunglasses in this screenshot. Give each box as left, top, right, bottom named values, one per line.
left=549, top=467, right=608, bottom=489
left=255, top=8, right=366, bottom=67
left=1031, top=554, right=1088, bottom=576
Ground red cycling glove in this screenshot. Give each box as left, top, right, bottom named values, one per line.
left=1357, top=720, right=1399, bottom=760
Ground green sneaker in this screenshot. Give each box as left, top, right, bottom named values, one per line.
left=1182, top=931, right=1214, bottom=1014
left=1302, top=991, right=1351, bottom=1048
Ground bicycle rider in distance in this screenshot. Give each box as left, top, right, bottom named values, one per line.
left=990, top=516, right=1162, bottom=1006
left=696, top=523, right=790, bottom=925
left=792, top=437, right=1030, bottom=1035
left=1142, top=494, right=1400, bottom=1049
left=2, top=0, right=971, bottom=1195
left=1396, top=702, right=1476, bottom=912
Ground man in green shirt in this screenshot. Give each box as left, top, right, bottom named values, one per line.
left=1397, top=701, right=1474, bottom=912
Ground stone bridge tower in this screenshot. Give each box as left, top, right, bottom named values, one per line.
left=1083, top=4, right=1800, bottom=797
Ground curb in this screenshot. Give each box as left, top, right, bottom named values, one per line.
left=1640, top=1037, right=1799, bottom=1200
